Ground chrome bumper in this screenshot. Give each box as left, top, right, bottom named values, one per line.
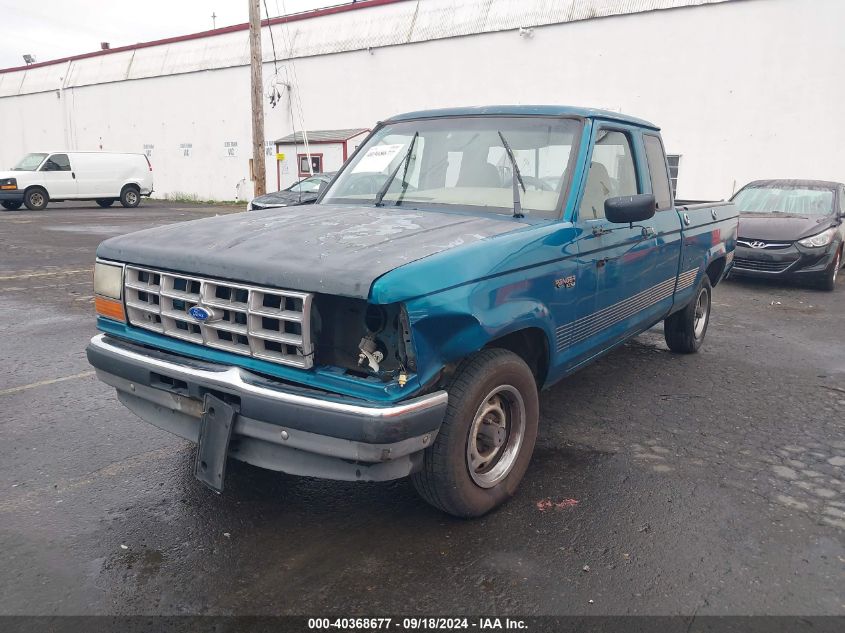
left=86, top=333, right=447, bottom=481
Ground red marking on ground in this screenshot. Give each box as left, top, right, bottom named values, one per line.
left=536, top=498, right=579, bottom=512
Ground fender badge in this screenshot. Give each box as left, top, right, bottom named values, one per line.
left=555, top=275, right=576, bottom=289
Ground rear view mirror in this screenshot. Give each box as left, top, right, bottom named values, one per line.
left=605, top=194, right=656, bottom=224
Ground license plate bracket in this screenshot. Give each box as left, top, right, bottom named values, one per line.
left=194, top=394, right=237, bottom=493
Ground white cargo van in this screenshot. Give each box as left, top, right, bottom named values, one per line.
left=0, top=152, right=153, bottom=211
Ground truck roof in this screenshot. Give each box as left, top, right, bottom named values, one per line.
left=385, top=105, right=659, bottom=130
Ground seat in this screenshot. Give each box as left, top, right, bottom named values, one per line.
left=579, top=161, right=613, bottom=220
left=456, top=161, right=501, bottom=188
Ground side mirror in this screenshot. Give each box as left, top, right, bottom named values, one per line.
left=605, top=194, right=656, bottom=224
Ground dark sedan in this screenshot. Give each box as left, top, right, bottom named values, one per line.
left=729, top=179, right=845, bottom=290
left=247, top=172, right=335, bottom=210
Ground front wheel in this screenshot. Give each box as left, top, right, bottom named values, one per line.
left=24, top=188, right=49, bottom=211
left=818, top=247, right=841, bottom=292
left=1, top=200, right=22, bottom=210
left=412, top=349, right=539, bottom=518
left=120, top=186, right=140, bottom=208
left=664, top=275, right=712, bottom=353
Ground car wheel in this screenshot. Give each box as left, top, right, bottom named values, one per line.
left=120, top=186, right=140, bottom=208
left=1, top=201, right=22, bottom=210
left=818, top=247, right=841, bottom=292
left=96, top=199, right=115, bottom=208
left=411, top=348, right=539, bottom=518
left=24, top=187, right=49, bottom=211
left=664, top=275, right=712, bottom=354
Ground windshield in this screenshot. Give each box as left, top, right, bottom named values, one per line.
left=732, top=184, right=834, bottom=215
left=289, top=176, right=324, bottom=193
left=12, top=153, right=47, bottom=171
left=322, top=116, right=582, bottom=218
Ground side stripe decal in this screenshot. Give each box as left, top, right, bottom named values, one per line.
left=556, top=267, right=699, bottom=351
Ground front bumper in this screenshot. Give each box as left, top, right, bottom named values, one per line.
left=87, top=334, right=447, bottom=482
left=731, top=242, right=837, bottom=279
left=0, top=191, right=23, bottom=202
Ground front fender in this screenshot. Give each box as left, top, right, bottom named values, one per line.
left=406, top=284, right=554, bottom=388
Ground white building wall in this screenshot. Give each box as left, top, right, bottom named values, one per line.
left=0, top=0, right=843, bottom=201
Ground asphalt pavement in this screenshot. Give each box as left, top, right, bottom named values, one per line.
left=1, top=201, right=843, bottom=616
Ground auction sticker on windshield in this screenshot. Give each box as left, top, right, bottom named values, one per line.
left=352, top=143, right=404, bottom=173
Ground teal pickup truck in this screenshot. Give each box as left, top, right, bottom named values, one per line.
left=87, top=106, right=738, bottom=517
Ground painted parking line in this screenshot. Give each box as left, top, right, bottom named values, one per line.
left=0, top=371, right=95, bottom=397
left=0, top=268, right=91, bottom=281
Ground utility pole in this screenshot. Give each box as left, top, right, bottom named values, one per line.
left=211, top=12, right=217, bottom=29
left=248, top=0, right=266, bottom=196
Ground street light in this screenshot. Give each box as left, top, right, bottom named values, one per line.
left=22, top=54, right=36, bottom=64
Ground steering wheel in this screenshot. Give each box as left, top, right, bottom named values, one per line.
left=520, top=175, right=555, bottom=192
left=343, top=174, right=385, bottom=196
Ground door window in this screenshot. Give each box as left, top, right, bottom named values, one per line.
left=41, top=154, right=71, bottom=172
left=643, top=134, right=672, bottom=210
left=579, top=131, right=637, bottom=220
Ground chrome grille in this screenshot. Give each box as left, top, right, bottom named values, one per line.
left=124, top=266, right=314, bottom=369
left=733, top=257, right=793, bottom=273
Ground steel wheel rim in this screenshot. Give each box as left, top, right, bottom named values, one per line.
left=466, top=384, right=526, bottom=488
left=693, top=287, right=709, bottom=338
left=30, top=193, right=44, bottom=207
left=126, top=191, right=138, bottom=205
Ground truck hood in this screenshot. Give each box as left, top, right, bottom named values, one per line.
left=97, top=204, right=527, bottom=298
left=738, top=213, right=836, bottom=241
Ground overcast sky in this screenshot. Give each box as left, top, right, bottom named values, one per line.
left=0, top=0, right=337, bottom=69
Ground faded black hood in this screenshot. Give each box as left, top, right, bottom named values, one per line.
left=97, top=204, right=527, bottom=298
left=738, top=213, right=836, bottom=242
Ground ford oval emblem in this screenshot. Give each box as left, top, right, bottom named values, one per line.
left=189, top=306, right=212, bottom=321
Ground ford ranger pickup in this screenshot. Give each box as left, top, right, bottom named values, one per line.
left=86, top=106, right=738, bottom=517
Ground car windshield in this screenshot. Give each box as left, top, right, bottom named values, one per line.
left=322, top=116, right=582, bottom=218
left=12, top=153, right=47, bottom=171
left=732, top=184, right=834, bottom=215
left=289, top=176, right=324, bottom=193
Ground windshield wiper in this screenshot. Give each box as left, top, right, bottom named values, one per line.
left=498, top=131, right=526, bottom=218
left=374, top=132, right=419, bottom=207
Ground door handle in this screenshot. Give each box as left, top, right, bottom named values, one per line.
left=641, top=226, right=656, bottom=238
left=71, top=172, right=76, bottom=179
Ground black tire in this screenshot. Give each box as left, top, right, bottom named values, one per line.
left=1, top=200, right=22, bottom=210
left=664, top=275, right=712, bottom=353
left=96, top=199, right=115, bottom=208
left=23, top=187, right=49, bottom=211
left=412, top=348, right=539, bottom=518
left=120, top=186, right=141, bottom=208
left=818, top=247, right=841, bottom=292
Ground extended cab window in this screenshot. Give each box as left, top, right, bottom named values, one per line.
left=579, top=130, right=637, bottom=220
left=41, top=154, right=71, bottom=172
left=643, top=134, right=672, bottom=210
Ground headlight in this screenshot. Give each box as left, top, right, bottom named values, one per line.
left=797, top=227, right=836, bottom=248
left=94, top=261, right=123, bottom=299
left=0, top=177, right=17, bottom=190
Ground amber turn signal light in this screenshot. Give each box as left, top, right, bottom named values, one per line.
left=95, top=296, right=126, bottom=322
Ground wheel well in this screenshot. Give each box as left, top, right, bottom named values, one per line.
left=484, top=327, right=549, bottom=386
left=121, top=183, right=140, bottom=193
left=706, top=257, right=726, bottom=287
left=24, top=185, right=47, bottom=195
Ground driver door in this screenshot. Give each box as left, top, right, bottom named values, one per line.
left=39, top=153, right=77, bottom=198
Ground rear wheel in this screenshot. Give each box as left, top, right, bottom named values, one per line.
left=1, top=200, right=22, bottom=210
left=664, top=275, right=712, bottom=353
left=818, top=248, right=841, bottom=292
left=24, top=187, right=49, bottom=211
left=96, top=199, right=115, bottom=208
left=120, top=186, right=140, bottom=208
left=411, top=349, right=539, bottom=518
